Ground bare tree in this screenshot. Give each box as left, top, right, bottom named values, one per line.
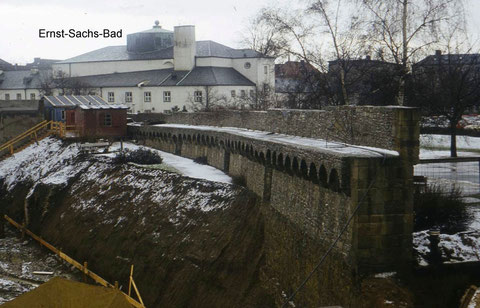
left=39, top=71, right=55, bottom=96
left=308, top=0, right=368, bottom=105
left=359, top=0, right=466, bottom=105
left=187, top=87, right=245, bottom=112
left=239, top=16, right=290, bottom=59
left=408, top=22, right=479, bottom=157
left=248, top=1, right=370, bottom=107
left=39, top=71, right=94, bottom=96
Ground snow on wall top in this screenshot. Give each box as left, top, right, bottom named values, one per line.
left=155, top=124, right=400, bottom=158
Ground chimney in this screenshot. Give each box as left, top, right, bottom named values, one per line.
left=174, top=25, right=196, bottom=71
left=435, top=50, right=442, bottom=56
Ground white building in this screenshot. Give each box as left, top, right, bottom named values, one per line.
left=48, top=22, right=276, bottom=113
left=0, top=69, right=44, bottom=101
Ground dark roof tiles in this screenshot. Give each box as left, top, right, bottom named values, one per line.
left=0, top=70, right=44, bottom=89
left=59, top=41, right=267, bottom=64
left=415, top=53, right=480, bottom=66
left=72, top=67, right=255, bottom=87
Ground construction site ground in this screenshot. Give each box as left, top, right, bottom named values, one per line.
left=0, top=225, right=81, bottom=304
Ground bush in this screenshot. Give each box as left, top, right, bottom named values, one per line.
left=414, top=184, right=469, bottom=233
left=232, top=175, right=246, bottom=187
left=193, top=156, right=208, bottom=165
left=113, top=148, right=163, bottom=165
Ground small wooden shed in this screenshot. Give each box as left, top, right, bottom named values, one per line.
left=42, top=95, right=128, bottom=138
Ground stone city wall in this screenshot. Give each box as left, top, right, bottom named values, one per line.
left=129, top=122, right=414, bottom=272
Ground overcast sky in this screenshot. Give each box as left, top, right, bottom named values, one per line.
left=1, top=0, right=479, bottom=64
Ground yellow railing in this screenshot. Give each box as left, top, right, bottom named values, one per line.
left=4, top=215, right=145, bottom=308
left=0, top=120, right=67, bottom=157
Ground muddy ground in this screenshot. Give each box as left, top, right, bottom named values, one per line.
left=0, top=226, right=80, bottom=305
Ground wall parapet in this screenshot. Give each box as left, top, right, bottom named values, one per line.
left=131, top=106, right=420, bottom=164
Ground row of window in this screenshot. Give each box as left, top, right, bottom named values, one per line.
left=231, top=90, right=255, bottom=98
left=107, top=89, right=256, bottom=104
left=3, top=93, right=36, bottom=100
left=108, top=91, right=170, bottom=103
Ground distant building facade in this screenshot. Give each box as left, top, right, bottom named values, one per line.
left=328, top=56, right=401, bottom=105
left=0, top=22, right=275, bottom=113
left=274, top=60, right=321, bottom=108
left=0, top=58, right=60, bottom=102
left=0, top=69, right=44, bottom=101
left=48, top=22, right=275, bottom=113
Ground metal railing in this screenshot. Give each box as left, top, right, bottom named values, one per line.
left=0, top=121, right=68, bottom=159
left=414, top=157, right=480, bottom=196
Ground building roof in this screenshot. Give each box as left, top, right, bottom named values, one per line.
left=43, top=95, right=128, bottom=109
left=328, top=57, right=400, bottom=70
left=415, top=53, right=480, bottom=66
left=0, top=70, right=44, bottom=90
left=275, top=61, right=319, bottom=79
left=179, top=67, right=256, bottom=86
left=72, top=67, right=255, bottom=87
left=138, top=26, right=173, bottom=34
left=58, top=41, right=267, bottom=64
left=0, top=58, right=13, bottom=70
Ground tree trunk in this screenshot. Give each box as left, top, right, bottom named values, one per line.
left=339, top=68, right=349, bottom=105
left=450, top=122, right=458, bottom=158
left=398, top=0, right=409, bottom=106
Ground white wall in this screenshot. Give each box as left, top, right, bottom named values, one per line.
left=0, top=89, right=42, bottom=100
left=52, top=59, right=174, bottom=77
left=196, top=57, right=233, bottom=67
left=174, top=26, right=196, bottom=71
left=99, top=85, right=256, bottom=113
left=232, top=57, right=275, bottom=89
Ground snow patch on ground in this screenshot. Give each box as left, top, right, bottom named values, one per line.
left=0, top=137, right=87, bottom=191
left=413, top=231, right=431, bottom=267
left=374, top=272, right=396, bottom=278
left=421, top=134, right=480, bottom=152
left=413, top=230, right=480, bottom=266
left=468, top=289, right=480, bottom=308
left=108, top=142, right=232, bottom=184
